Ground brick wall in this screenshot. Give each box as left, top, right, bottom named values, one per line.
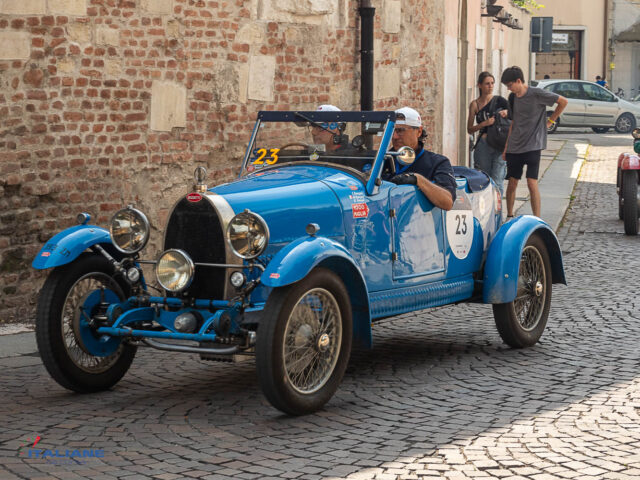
left=0, top=0, right=445, bottom=323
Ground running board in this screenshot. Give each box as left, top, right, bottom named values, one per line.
left=369, top=276, right=475, bottom=319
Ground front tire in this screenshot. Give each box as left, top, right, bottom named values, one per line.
left=36, top=253, right=137, bottom=392
left=592, top=127, right=610, bottom=134
left=256, top=268, right=352, bottom=415
left=493, top=233, right=552, bottom=348
left=615, top=113, right=636, bottom=134
left=622, top=170, right=639, bottom=235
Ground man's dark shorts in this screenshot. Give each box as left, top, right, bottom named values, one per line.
left=506, top=150, right=541, bottom=180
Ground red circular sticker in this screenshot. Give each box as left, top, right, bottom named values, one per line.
left=186, top=193, right=202, bottom=203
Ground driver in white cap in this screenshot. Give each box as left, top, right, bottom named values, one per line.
left=389, top=106, right=456, bottom=210
left=311, top=104, right=345, bottom=152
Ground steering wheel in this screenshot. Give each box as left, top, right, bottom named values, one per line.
left=278, top=142, right=312, bottom=151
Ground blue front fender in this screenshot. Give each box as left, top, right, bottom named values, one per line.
left=262, top=236, right=373, bottom=349
left=483, top=215, right=566, bottom=304
left=32, top=225, right=112, bottom=270
left=262, top=236, right=357, bottom=288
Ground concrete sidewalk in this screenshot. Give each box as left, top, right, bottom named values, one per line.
left=0, top=138, right=589, bottom=363
left=507, top=137, right=589, bottom=231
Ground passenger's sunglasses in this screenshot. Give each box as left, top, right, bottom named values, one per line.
left=394, top=127, right=418, bottom=134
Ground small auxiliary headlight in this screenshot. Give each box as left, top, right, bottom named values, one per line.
left=226, top=210, right=269, bottom=260
left=126, top=267, right=141, bottom=284
left=156, top=249, right=195, bottom=293
left=109, top=206, right=150, bottom=254
left=230, top=271, right=246, bottom=288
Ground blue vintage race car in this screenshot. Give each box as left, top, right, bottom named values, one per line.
left=33, top=110, right=566, bottom=415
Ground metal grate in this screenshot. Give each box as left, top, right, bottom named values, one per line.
left=164, top=197, right=227, bottom=300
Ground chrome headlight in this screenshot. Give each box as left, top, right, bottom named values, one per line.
left=109, top=206, right=150, bottom=254
left=226, top=210, right=269, bottom=260
left=156, top=249, right=195, bottom=293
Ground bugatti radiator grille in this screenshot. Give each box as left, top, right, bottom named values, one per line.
left=164, top=197, right=227, bottom=300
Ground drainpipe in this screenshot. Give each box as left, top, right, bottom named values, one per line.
left=603, top=0, right=609, bottom=79
left=359, top=1, right=375, bottom=111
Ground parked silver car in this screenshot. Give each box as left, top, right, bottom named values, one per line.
left=533, top=79, right=640, bottom=134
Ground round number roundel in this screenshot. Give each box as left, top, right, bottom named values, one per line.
left=446, top=210, right=474, bottom=259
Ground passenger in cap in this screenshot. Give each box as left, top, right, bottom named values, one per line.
left=388, top=106, right=457, bottom=210
left=311, top=105, right=345, bottom=152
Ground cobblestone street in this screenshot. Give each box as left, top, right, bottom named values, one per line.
left=1, top=134, right=639, bottom=480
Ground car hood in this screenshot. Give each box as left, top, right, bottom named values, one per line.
left=211, top=166, right=350, bottom=244
left=619, top=98, right=640, bottom=113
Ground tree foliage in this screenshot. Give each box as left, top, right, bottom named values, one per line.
left=512, top=0, right=545, bottom=11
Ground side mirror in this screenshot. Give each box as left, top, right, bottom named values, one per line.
left=396, top=146, right=416, bottom=166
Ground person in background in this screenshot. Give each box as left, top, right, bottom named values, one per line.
left=387, top=107, right=457, bottom=211
left=543, top=74, right=551, bottom=79
left=467, top=71, right=509, bottom=196
left=595, top=75, right=609, bottom=89
left=501, top=66, right=568, bottom=219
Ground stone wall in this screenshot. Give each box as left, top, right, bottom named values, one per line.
left=0, top=0, right=445, bottom=323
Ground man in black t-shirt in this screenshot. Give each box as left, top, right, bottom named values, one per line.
left=388, top=107, right=457, bottom=211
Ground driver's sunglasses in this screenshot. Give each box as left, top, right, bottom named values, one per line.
left=311, top=122, right=339, bottom=131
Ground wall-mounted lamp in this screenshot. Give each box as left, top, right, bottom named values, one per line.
left=481, top=1, right=522, bottom=30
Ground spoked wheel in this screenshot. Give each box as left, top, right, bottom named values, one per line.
left=256, top=268, right=352, bottom=415
left=615, top=113, right=636, bottom=134
left=622, top=170, right=639, bottom=235
left=36, top=253, right=136, bottom=392
left=493, top=233, right=552, bottom=348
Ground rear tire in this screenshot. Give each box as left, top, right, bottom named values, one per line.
left=36, top=253, right=136, bottom=392
left=256, top=268, right=352, bottom=415
left=493, top=233, right=552, bottom=348
left=622, top=170, right=639, bottom=235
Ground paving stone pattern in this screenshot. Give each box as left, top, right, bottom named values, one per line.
left=1, top=139, right=639, bottom=479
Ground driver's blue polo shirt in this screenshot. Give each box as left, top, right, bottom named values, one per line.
left=394, top=147, right=457, bottom=203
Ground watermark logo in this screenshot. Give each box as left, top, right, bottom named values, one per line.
left=18, top=436, right=41, bottom=456
left=18, top=435, right=105, bottom=465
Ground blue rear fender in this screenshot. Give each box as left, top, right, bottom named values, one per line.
left=483, top=216, right=566, bottom=304
left=32, top=225, right=114, bottom=270
left=261, top=236, right=372, bottom=349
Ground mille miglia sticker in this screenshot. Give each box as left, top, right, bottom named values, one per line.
left=186, top=193, right=202, bottom=203
left=352, top=203, right=369, bottom=219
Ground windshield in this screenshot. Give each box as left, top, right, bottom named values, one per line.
left=241, top=111, right=396, bottom=181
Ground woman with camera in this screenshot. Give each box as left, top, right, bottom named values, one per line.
left=467, top=71, right=509, bottom=196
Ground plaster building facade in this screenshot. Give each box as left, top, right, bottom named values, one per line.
left=532, top=0, right=608, bottom=82
left=608, top=0, right=640, bottom=98
left=0, top=0, right=532, bottom=323
left=531, top=0, right=640, bottom=99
